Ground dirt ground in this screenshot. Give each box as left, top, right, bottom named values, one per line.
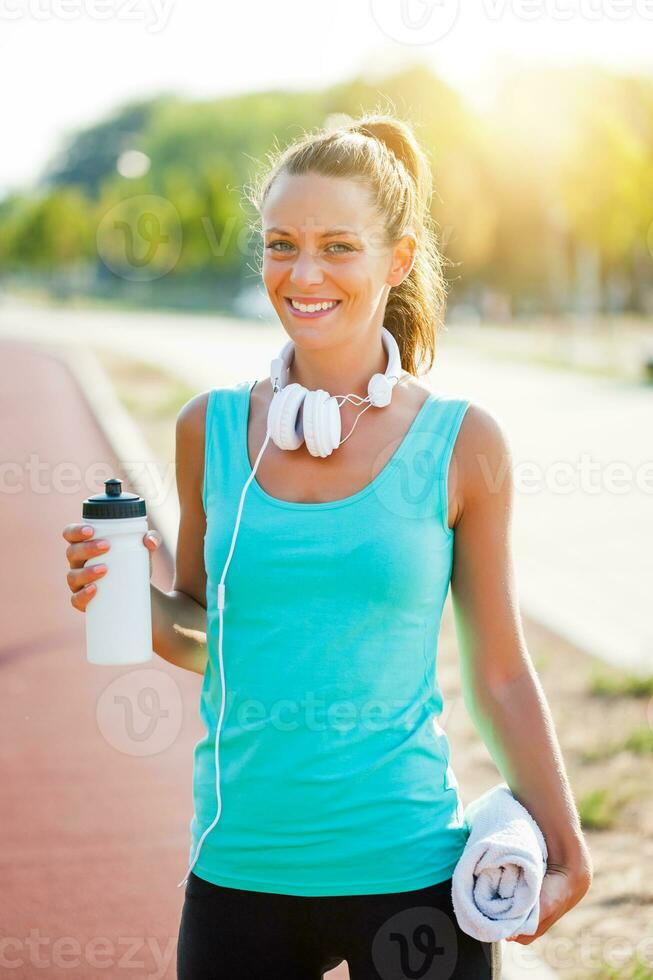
left=437, top=606, right=653, bottom=979
left=98, top=348, right=653, bottom=980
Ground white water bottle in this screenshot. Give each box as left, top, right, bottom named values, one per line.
left=82, top=478, right=153, bottom=666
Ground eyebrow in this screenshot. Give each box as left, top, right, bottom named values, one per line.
left=264, top=226, right=359, bottom=237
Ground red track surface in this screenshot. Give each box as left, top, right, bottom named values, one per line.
left=0, top=339, right=200, bottom=979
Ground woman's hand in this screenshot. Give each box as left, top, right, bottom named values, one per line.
left=63, top=522, right=162, bottom=611
left=505, top=855, right=593, bottom=945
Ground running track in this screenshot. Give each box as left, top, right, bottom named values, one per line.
left=1, top=339, right=201, bottom=979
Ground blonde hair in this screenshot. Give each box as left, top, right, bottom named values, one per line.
left=246, top=110, right=446, bottom=376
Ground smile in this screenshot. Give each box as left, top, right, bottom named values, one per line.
left=284, top=298, right=342, bottom=318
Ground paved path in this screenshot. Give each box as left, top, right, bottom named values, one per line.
left=442, top=350, right=653, bottom=675
left=2, top=301, right=650, bottom=673
left=0, top=339, right=194, bottom=979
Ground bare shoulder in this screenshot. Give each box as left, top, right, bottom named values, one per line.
left=249, top=377, right=270, bottom=412
left=456, top=401, right=510, bottom=456
left=392, top=375, right=433, bottom=415
left=454, top=401, right=514, bottom=512
left=402, top=376, right=432, bottom=400
left=177, top=389, right=211, bottom=434
left=175, top=390, right=212, bottom=484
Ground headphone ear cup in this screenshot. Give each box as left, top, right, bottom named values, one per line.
left=268, top=383, right=307, bottom=450
left=367, top=372, right=393, bottom=408
left=302, top=389, right=342, bottom=457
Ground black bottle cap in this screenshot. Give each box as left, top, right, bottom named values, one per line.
left=82, top=478, right=146, bottom=520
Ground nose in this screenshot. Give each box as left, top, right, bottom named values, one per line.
left=289, top=250, right=324, bottom=289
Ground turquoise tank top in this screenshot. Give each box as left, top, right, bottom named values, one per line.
left=188, top=378, right=472, bottom=896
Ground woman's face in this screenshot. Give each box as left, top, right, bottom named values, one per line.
left=261, top=172, right=412, bottom=349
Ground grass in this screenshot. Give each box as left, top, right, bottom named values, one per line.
left=121, top=379, right=197, bottom=421
left=624, top=727, right=653, bottom=756
left=593, top=955, right=653, bottom=978
left=530, top=648, right=550, bottom=672
left=589, top=668, right=653, bottom=699
left=580, top=739, right=623, bottom=762
left=578, top=787, right=624, bottom=830
left=93, top=351, right=198, bottom=463
left=581, top=726, right=653, bottom=762
left=99, top=354, right=196, bottom=407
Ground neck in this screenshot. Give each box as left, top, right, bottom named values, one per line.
left=284, top=330, right=393, bottom=399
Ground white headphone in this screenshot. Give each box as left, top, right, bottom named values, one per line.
left=267, top=325, right=403, bottom=457
left=177, top=325, right=403, bottom=888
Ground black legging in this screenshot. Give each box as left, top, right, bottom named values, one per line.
left=177, top=871, right=501, bottom=979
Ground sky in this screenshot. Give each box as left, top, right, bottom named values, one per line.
left=2, top=0, right=653, bottom=198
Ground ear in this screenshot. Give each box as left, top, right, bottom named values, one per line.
left=386, top=232, right=417, bottom=287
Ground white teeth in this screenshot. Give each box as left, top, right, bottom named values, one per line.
left=290, top=299, right=338, bottom=313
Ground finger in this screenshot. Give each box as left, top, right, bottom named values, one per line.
left=62, top=523, right=96, bottom=543
left=70, top=581, right=99, bottom=612
left=67, top=564, right=108, bottom=595
left=66, top=537, right=111, bottom=570
left=143, top=530, right=162, bottom=551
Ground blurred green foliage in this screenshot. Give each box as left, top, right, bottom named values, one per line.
left=1, top=63, right=652, bottom=315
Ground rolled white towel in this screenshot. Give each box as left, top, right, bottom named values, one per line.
left=451, top=782, right=548, bottom=943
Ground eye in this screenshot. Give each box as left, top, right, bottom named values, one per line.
left=265, top=241, right=295, bottom=253
left=326, top=242, right=354, bottom=254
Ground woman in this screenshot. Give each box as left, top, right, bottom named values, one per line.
left=64, top=112, right=592, bottom=979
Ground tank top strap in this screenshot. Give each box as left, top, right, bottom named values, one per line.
left=202, top=379, right=251, bottom=513
left=424, top=394, right=471, bottom=536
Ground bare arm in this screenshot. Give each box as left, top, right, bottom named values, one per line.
left=151, top=585, right=207, bottom=676
left=151, top=391, right=210, bottom=676
left=450, top=405, right=592, bottom=880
